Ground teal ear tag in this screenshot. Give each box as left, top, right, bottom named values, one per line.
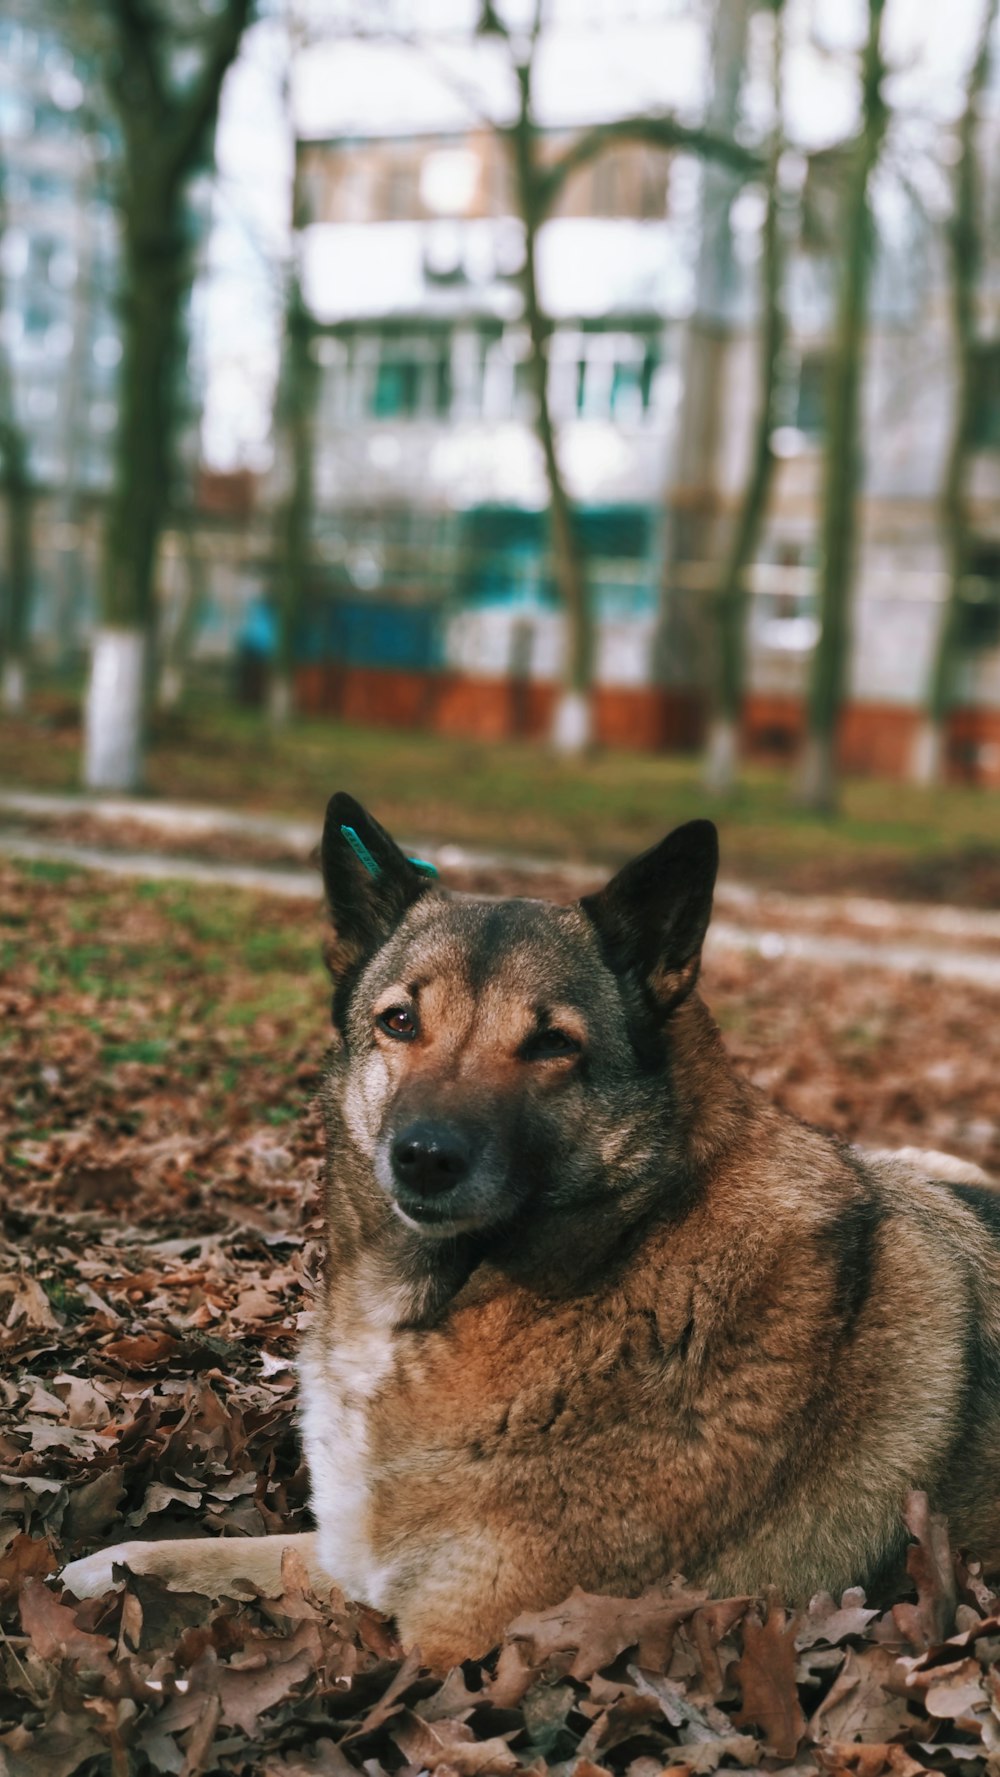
left=340, top=825, right=381, bottom=877
left=341, top=825, right=439, bottom=881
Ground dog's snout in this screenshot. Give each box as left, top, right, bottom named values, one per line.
left=391, top=1121, right=471, bottom=1197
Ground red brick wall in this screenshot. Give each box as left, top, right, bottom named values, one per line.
left=295, top=667, right=704, bottom=752
left=294, top=666, right=1000, bottom=782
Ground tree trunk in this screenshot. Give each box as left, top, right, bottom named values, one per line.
left=83, top=207, right=185, bottom=790
left=271, top=259, right=317, bottom=729
left=157, top=526, right=208, bottom=711
left=510, top=68, right=593, bottom=754
left=79, top=0, right=251, bottom=791
left=84, top=626, right=148, bottom=790
left=910, top=715, right=946, bottom=789
left=912, top=0, right=998, bottom=787
left=796, top=0, right=888, bottom=813
left=652, top=0, right=753, bottom=745
left=705, top=0, right=786, bottom=795
left=704, top=714, right=740, bottom=795
left=0, top=418, right=33, bottom=714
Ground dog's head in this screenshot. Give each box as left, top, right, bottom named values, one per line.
left=321, top=792, right=718, bottom=1247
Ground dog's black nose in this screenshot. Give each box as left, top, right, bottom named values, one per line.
left=391, top=1121, right=470, bottom=1197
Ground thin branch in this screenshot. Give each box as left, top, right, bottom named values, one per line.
left=393, top=30, right=503, bottom=130
left=163, top=0, right=255, bottom=186
left=105, top=0, right=167, bottom=116
left=541, top=114, right=761, bottom=213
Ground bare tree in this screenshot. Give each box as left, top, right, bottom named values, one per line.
left=796, top=0, right=889, bottom=813
left=0, top=412, right=33, bottom=717
left=911, top=0, right=999, bottom=786
left=478, top=0, right=759, bottom=754
left=79, top=0, right=253, bottom=792
left=0, top=160, right=35, bottom=715
left=703, top=0, right=787, bottom=795
left=269, top=136, right=318, bottom=726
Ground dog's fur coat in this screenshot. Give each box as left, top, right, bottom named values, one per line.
left=63, top=795, right=1000, bottom=1669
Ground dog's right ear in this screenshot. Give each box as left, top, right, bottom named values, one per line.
left=321, top=792, right=433, bottom=975
left=581, top=819, right=718, bottom=1013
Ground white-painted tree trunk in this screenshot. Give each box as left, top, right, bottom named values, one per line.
left=157, top=662, right=183, bottom=712
left=910, top=716, right=945, bottom=787
left=795, top=732, right=837, bottom=813
left=268, top=669, right=293, bottom=728
left=703, top=715, right=739, bottom=795
left=83, top=627, right=147, bottom=793
left=1, top=656, right=26, bottom=714
left=550, top=688, right=592, bottom=756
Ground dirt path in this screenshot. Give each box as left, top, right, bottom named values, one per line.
left=4, top=789, right=1000, bottom=985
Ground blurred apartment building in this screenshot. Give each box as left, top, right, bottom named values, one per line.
left=285, top=27, right=1000, bottom=780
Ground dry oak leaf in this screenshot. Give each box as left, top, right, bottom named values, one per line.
left=0, top=1713, right=106, bottom=1777
left=19, top=1576, right=114, bottom=1666
left=892, top=1490, right=957, bottom=1654
left=810, top=1645, right=918, bottom=1746
left=482, top=1641, right=537, bottom=1709
left=506, top=1584, right=707, bottom=1681
left=0, top=1275, right=60, bottom=1332
left=262, top=1740, right=361, bottom=1777
left=730, top=1601, right=805, bottom=1761
left=657, top=1739, right=762, bottom=1774
left=392, top=1708, right=521, bottom=1775
left=0, top=1532, right=56, bottom=1596
left=101, top=1330, right=180, bottom=1370
left=215, top=1630, right=319, bottom=1737
left=797, top=1589, right=880, bottom=1650
left=343, top=1645, right=427, bottom=1742
left=919, top=1657, right=989, bottom=1732
left=814, top=1746, right=930, bottom=1777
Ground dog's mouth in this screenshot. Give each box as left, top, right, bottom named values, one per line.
left=389, top=1194, right=491, bottom=1239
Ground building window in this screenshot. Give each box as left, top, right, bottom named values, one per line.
left=959, top=542, right=1000, bottom=651
left=971, top=344, right=1000, bottom=450
left=374, top=356, right=421, bottom=418
left=433, top=350, right=451, bottom=416
left=369, top=338, right=452, bottom=420
left=610, top=350, right=656, bottom=420
left=591, top=154, right=619, bottom=217
left=572, top=333, right=657, bottom=423
left=383, top=161, right=419, bottom=222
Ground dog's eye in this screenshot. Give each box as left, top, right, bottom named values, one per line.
left=377, top=1007, right=417, bottom=1040
left=520, top=1027, right=582, bottom=1062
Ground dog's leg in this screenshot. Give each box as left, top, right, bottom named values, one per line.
left=61, top=1531, right=330, bottom=1601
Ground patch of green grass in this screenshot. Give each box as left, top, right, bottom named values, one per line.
left=21, top=859, right=79, bottom=885
left=263, top=1104, right=299, bottom=1125
left=4, top=694, right=999, bottom=897
left=138, top=706, right=1000, bottom=875
left=42, top=1277, right=87, bottom=1319
left=102, top=1038, right=173, bottom=1066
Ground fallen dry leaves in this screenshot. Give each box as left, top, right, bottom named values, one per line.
left=3, top=854, right=1000, bottom=1772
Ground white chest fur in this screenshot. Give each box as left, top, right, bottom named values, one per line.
left=297, top=1309, right=399, bottom=1612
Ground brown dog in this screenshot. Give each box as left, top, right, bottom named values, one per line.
left=63, top=793, right=1000, bottom=1669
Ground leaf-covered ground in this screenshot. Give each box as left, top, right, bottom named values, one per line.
left=3, top=854, right=1000, bottom=1774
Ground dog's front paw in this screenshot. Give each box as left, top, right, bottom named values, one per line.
left=60, top=1541, right=151, bottom=1598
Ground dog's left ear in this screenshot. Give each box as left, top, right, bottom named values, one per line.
left=581, top=819, right=718, bottom=1012
left=321, top=792, right=433, bottom=974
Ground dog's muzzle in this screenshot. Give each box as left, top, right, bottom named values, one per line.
left=377, top=1115, right=513, bottom=1236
